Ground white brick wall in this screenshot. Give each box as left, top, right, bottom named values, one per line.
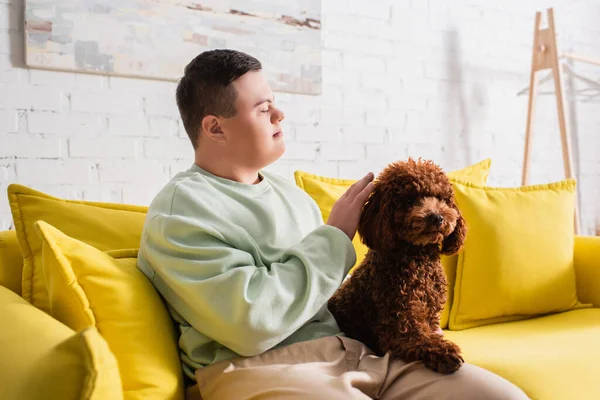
left=28, top=111, right=105, bottom=136
left=1, top=0, right=600, bottom=234
left=71, top=91, right=143, bottom=115
left=68, top=137, right=139, bottom=159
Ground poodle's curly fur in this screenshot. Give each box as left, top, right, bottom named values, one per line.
left=328, top=158, right=468, bottom=374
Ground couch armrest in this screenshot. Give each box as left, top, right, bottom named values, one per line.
left=574, top=235, right=600, bottom=307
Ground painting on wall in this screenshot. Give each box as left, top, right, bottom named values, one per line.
left=24, top=0, right=322, bottom=94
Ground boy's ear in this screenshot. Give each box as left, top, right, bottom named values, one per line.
left=201, top=115, right=225, bottom=143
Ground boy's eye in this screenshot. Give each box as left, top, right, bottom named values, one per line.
left=261, top=109, right=269, bottom=113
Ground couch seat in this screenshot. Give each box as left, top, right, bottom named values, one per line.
left=444, top=308, right=600, bottom=400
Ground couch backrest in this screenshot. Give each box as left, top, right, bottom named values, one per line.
left=0, top=230, right=23, bottom=296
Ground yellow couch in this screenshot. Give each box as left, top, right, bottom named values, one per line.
left=2, top=176, right=600, bottom=399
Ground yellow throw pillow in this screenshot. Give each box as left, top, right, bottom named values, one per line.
left=0, top=229, right=23, bottom=295
left=35, top=221, right=184, bottom=400
left=294, top=158, right=492, bottom=329
left=442, top=159, right=491, bottom=328
left=448, top=178, right=590, bottom=330
left=0, top=285, right=123, bottom=400
left=294, top=173, right=368, bottom=273
left=7, top=184, right=148, bottom=312
left=446, top=158, right=492, bottom=184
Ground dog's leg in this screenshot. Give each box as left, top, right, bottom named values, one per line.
left=377, top=305, right=464, bottom=374
left=410, top=332, right=462, bottom=374
left=427, top=260, right=448, bottom=335
left=328, top=265, right=380, bottom=351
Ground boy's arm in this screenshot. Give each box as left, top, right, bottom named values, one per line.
left=142, top=213, right=356, bottom=357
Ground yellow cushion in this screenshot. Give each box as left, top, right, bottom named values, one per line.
left=445, top=158, right=492, bottom=184
left=443, top=308, right=600, bottom=400
left=35, top=221, right=184, bottom=400
left=294, top=158, right=492, bottom=329
left=293, top=173, right=367, bottom=271
left=0, top=229, right=23, bottom=295
left=7, top=184, right=148, bottom=312
left=449, top=178, right=589, bottom=330
left=0, top=285, right=123, bottom=400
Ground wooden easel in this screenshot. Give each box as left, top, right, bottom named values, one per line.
left=521, top=8, right=600, bottom=235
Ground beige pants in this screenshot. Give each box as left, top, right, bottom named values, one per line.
left=187, top=335, right=529, bottom=400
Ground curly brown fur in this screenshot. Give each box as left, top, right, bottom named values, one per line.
left=328, top=158, right=468, bottom=374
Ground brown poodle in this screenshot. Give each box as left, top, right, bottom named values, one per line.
left=328, top=158, right=468, bottom=374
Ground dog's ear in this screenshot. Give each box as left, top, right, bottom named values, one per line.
left=358, top=188, right=381, bottom=249
left=358, top=186, right=396, bottom=250
left=441, top=205, right=467, bottom=255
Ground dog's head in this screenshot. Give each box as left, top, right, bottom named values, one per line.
left=358, top=158, right=467, bottom=255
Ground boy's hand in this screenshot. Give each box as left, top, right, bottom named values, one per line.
left=327, top=172, right=375, bottom=240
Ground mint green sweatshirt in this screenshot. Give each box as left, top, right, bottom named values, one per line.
left=137, top=164, right=356, bottom=380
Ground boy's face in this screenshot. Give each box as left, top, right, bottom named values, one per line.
left=219, top=70, right=286, bottom=170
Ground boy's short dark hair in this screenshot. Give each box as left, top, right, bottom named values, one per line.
left=176, top=49, right=262, bottom=149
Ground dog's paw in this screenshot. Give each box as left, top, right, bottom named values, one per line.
left=423, top=343, right=464, bottom=374
left=431, top=352, right=464, bottom=374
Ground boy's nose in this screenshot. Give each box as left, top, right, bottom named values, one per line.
left=272, top=107, right=285, bottom=123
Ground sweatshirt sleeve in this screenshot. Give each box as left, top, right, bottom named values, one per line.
left=141, top=212, right=356, bottom=357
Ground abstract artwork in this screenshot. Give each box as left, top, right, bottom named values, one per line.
left=24, top=0, right=322, bottom=94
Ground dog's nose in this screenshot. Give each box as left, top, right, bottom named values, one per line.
left=428, top=213, right=444, bottom=226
